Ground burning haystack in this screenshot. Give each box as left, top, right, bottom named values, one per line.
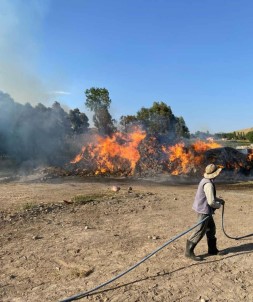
left=67, top=127, right=253, bottom=178
left=204, top=147, right=253, bottom=176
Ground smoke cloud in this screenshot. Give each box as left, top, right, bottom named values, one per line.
left=0, top=90, right=77, bottom=171
left=0, top=0, right=69, bottom=105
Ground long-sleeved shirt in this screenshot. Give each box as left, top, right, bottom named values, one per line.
left=192, top=178, right=222, bottom=215
left=204, top=182, right=222, bottom=209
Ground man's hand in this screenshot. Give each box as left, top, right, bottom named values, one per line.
left=218, top=198, right=225, bottom=205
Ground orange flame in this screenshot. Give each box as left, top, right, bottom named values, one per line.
left=71, top=127, right=224, bottom=176
left=163, top=140, right=221, bottom=175
left=71, top=127, right=146, bottom=175
left=192, top=139, right=221, bottom=153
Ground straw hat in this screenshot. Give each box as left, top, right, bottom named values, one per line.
left=204, top=164, right=222, bottom=179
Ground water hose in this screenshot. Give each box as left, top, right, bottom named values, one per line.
left=59, top=204, right=253, bottom=302
left=59, top=216, right=209, bottom=302
left=221, top=204, right=253, bottom=240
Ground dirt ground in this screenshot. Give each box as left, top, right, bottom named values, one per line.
left=0, top=174, right=252, bottom=302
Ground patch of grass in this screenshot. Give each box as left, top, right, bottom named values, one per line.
left=22, top=202, right=36, bottom=210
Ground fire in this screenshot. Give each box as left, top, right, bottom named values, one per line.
left=71, top=127, right=223, bottom=176
left=71, top=127, right=146, bottom=175
left=163, top=140, right=221, bottom=175
left=162, top=143, right=195, bottom=175
left=247, top=149, right=253, bottom=162
left=192, top=139, right=221, bottom=153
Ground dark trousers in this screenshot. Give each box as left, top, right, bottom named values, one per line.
left=189, top=213, right=216, bottom=244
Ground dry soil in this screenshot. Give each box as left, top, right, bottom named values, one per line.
left=0, top=175, right=252, bottom=302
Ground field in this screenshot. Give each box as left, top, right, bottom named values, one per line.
left=0, top=174, right=253, bottom=302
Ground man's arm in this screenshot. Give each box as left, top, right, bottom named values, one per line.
left=204, top=182, right=224, bottom=209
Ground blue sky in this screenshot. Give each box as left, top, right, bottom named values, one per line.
left=1, top=0, right=253, bottom=134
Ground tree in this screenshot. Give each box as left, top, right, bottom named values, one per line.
left=69, top=108, right=89, bottom=134
left=85, top=87, right=115, bottom=135
left=246, top=131, right=253, bottom=143
left=135, top=101, right=190, bottom=140
left=51, top=101, right=72, bottom=137
left=136, top=102, right=174, bottom=135
left=93, top=106, right=116, bottom=136
left=35, top=102, right=49, bottom=112
left=175, top=116, right=190, bottom=138
left=85, top=87, right=111, bottom=111
left=119, top=115, right=138, bottom=132
left=0, top=93, right=79, bottom=165
left=191, top=131, right=211, bottom=140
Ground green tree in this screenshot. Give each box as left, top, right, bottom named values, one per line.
left=85, top=87, right=111, bottom=111
left=136, top=102, right=174, bottom=134
left=175, top=116, right=190, bottom=138
left=227, top=133, right=235, bottom=140
left=85, top=87, right=115, bottom=135
left=119, top=115, right=138, bottom=132
left=69, top=108, right=89, bottom=134
left=94, top=106, right=116, bottom=135
left=135, top=101, right=190, bottom=140
left=246, top=131, right=253, bottom=143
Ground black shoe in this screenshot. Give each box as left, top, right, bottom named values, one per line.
left=185, top=240, right=203, bottom=261
left=207, top=238, right=225, bottom=255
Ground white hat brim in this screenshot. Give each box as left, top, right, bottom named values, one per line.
left=204, top=167, right=222, bottom=179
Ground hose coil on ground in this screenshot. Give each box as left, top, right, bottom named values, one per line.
left=221, top=204, right=253, bottom=240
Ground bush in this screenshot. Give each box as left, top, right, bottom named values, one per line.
left=246, top=131, right=253, bottom=143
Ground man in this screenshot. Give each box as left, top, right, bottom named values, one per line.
left=185, top=164, right=225, bottom=261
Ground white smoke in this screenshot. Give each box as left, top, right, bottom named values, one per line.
left=0, top=0, right=68, bottom=105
